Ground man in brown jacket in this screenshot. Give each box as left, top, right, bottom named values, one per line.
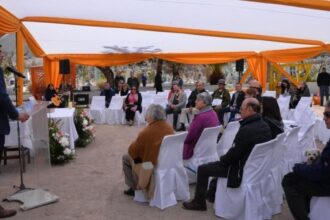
left=122, top=104, right=174, bottom=196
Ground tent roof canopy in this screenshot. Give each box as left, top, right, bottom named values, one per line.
left=1, top=0, right=330, bottom=55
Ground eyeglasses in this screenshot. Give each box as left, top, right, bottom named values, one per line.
left=323, top=111, right=330, bottom=118
left=131, top=88, right=137, bottom=91
left=249, top=86, right=260, bottom=90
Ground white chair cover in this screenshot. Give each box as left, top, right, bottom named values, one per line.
left=134, top=132, right=189, bottom=209
left=262, top=90, right=276, bottom=98
left=217, top=121, right=240, bottom=156
left=89, top=96, right=106, bottom=124
left=277, top=95, right=291, bottom=120
left=183, top=126, right=221, bottom=183
left=309, top=197, right=330, bottom=220
left=267, top=133, right=287, bottom=216
left=315, top=117, right=330, bottom=145
left=288, top=96, right=312, bottom=122
left=282, top=126, right=301, bottom=176
left=105, top=96, right=125, bottom=125
left=214, top=138, right=278, bottom=220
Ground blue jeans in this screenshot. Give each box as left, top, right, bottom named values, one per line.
left=320, top=85, right=329, bottom=106
left=219, top=107, right=239, bottom=125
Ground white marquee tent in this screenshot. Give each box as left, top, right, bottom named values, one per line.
left=1, top=0, right=330, bottom=101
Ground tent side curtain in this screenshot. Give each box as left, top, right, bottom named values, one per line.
left=0, top=6, right=44, bottom=56
left=43, top=52, right=257, bottom=88
left=245, top=0, right=330, bottom=11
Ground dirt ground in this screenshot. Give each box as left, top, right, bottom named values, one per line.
left=0, top=123, right=298, bottom=220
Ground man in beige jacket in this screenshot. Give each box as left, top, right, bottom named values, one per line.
left=122, top=104, right=174, bottom=196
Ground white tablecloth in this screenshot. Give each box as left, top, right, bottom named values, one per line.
left=47, top=108, right=78, bottom=150
left=5, top=102, right=49, bottom=155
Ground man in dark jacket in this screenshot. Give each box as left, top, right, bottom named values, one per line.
left=100, top=82, right=115, bottom=108
left=127, top=71, right=140, bottom=89
left=0, top=48, right=29, bottom=218
left=219, top=82, right=245, bottom=124
left=177, top=80, right=206, bottom=131
left=182, top=98, right=272, bottom=211
left=282, top=100, right=330, bottom=220
left=317, top=67, right=330, bottom=106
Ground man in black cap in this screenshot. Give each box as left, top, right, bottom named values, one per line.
left=211, top=79, right=231, bottom=118
left=0, top=45, right=29, bottom=218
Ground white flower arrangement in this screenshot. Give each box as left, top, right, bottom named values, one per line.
left=74, top=108, right=96, bottom=147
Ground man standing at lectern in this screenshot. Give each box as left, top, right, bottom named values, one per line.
left=0, top=46, right=29, bottom=218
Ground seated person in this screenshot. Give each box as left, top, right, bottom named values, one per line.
left=282, top=100, right=330, bottom=220
left=178, top=80, right=206, bottom=131
left=100, top=82, right=115, bottom=108
left=245, top=88, right=257, bottom=99
left=44, top=83, right=57, bottom=101
left=114, top=79, right=128, bottom=96
left=289, top=81, right=311, bottom=109
left=121, top=82, right=129, bottom=96
left=123, top=85, right=142, bottom=126
left=280, top=78, right=291, bottom=96
left=127, top=71, right=140, bottom=89
left=183, top=92, right=219, bottom=160
left=219, top=82, right=245, bottom=125
left=122, top=104, right=174, bottom=196
left=182, top=98, right=272, bottom=211
left=165, top=81, right=187, bottom=130
left=212, top=79, right=230, bottom=117
left=114, top=71, right=125, bottom=90
left=249, top=79, right=263, bottom=102
left=261, top=96, right=284, bottom=139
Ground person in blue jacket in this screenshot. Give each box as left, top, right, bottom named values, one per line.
left=282, top=100, right=330, bottom=220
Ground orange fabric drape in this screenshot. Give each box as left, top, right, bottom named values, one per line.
left=43, top=57, right=62, bottom=89
left=0, top=6, right=20, bottom=34
left=16, top=31, right=24, bottom=105
left=245, top=0, right=330, bottom=11
left=271, top=62, right=300, bottom=87
left=246, top=55, right=268, bottom=89
left=261, top=45, right=329, bottom=64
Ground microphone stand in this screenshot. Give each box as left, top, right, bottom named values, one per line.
left=13, top=74, right=29, bottom=191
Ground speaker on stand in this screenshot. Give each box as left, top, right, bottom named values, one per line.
left=236, top=59, right=244, bottom=82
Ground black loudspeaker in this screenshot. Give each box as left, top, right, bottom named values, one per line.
left=235, top=59, right=244, bottom=72
left=59, top=59, right=70, bottom=74
left=74, top=94, right=89, bottom=106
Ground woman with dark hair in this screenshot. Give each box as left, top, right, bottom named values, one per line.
left=280, top=78, right=291, bottom=96
left=44, top=83, right=58, bottom=101
left=123, top=85, right=142, bottom=126
left=262, top=96, right=284, bottom=138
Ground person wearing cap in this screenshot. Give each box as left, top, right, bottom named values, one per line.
left=0, top=46, right=29, bottom=218
left=165, top=81, right=187, bottom=130
left=211, top=79, right=230, bottom=117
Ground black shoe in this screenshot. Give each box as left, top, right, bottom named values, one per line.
left=123, top=188, right=135, bottom=196
left=182, top=200, right=207, bottom=211
left=0, top=206, right=16, bottom=218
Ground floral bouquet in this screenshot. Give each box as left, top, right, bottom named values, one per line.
left=49, top=119, right=74, bottom=165
left=74, top=108, right=96, bottom=147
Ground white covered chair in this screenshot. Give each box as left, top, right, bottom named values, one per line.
left=105, top=96, right=125, bottom=125
left=262, top=90, right=276, bottom=98
left=277, top=95, right=291, bottom=120
left=134, top=132, right=190, bottom=210
left=183, top=126, right=221, bottom=183
left=281, top=126, right=301, bottom=176
left=214, top=138, right=278, bottom=220
left=217, top=121, right=240, bottom=156
left=309, top=197, right=330, bottom=220
left=267, top=132, right=287, bottom=216
left=288, top=96, right=312, bottom=122
left=89, top=96, right=106, bottom=124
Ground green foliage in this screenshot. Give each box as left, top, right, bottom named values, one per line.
left=74, top=108, right=96, bottom=147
